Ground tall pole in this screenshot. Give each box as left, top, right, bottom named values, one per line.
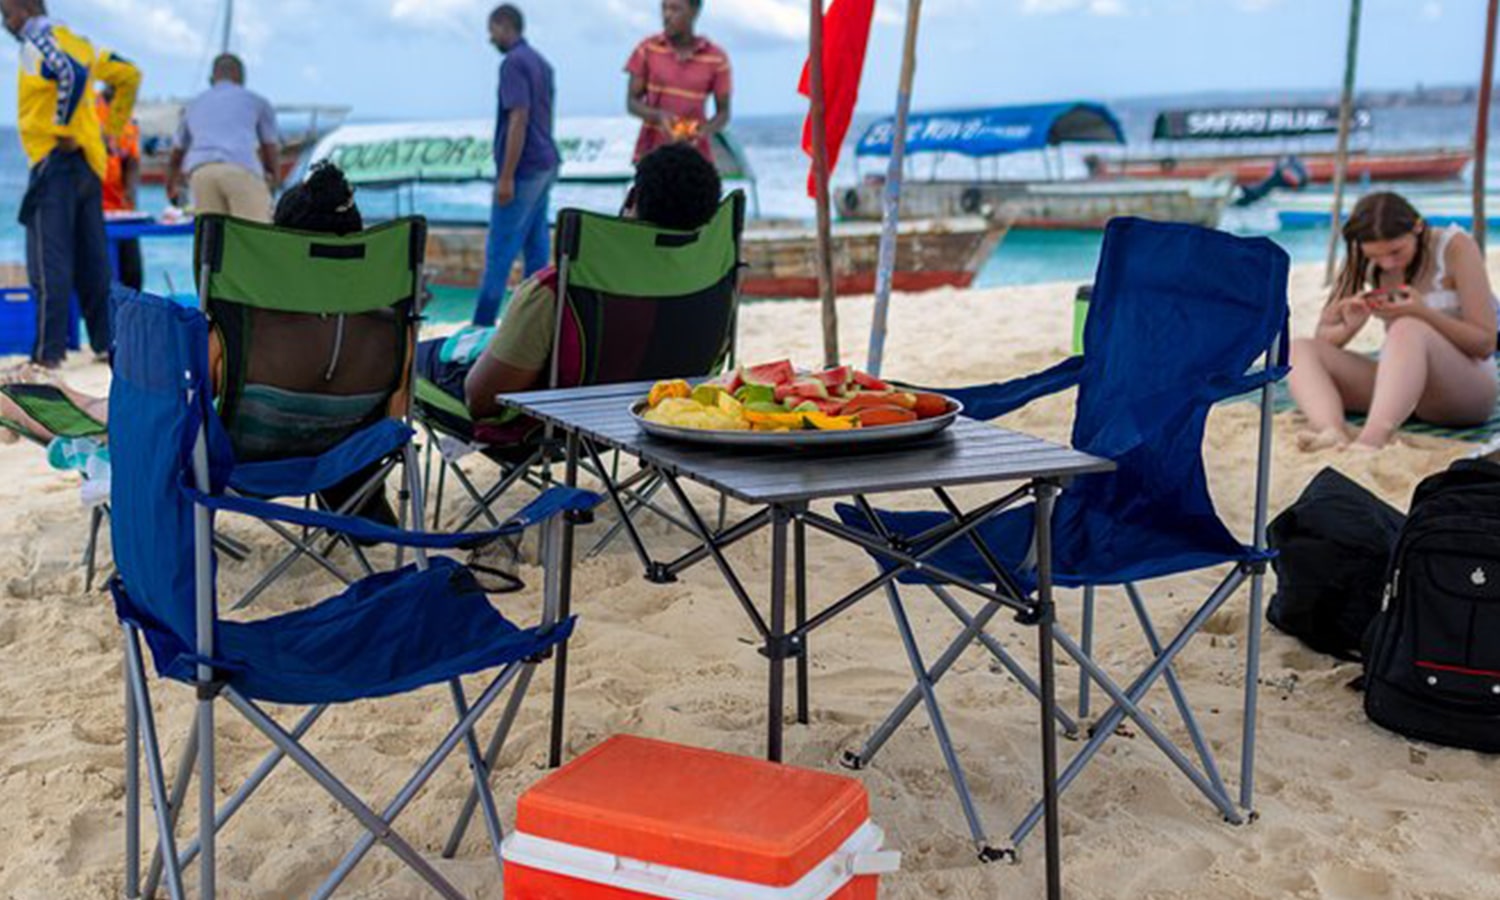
left=1323, top=0, right=1363, bottom=285
left=810, top=0, right=840, bottom=369
left=1475, top=0, right=1498, bottom=251
left=866, top=0, right=923, bottom=377
left=220, top=0, right=235, bottom=55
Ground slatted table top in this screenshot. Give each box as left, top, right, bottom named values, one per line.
left=501, top=380, right=1114, bottom=506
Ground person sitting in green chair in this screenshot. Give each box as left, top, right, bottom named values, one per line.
left=416, top=142, right=723, bottom=421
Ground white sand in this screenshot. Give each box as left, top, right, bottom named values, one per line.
left=2, top=260, right=1498, bottom=899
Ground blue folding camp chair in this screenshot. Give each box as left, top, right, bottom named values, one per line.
left=835, top=218, right=1290, bottom=858
left=110, top=291, right=596, bottom=899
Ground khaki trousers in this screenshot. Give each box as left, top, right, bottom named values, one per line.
left=189, top=162, right=273, bottom=223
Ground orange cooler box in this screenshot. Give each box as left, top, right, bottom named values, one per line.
left=503, top=735, right=900, bottom=900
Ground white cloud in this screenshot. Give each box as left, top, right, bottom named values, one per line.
left=1020, top=0, right=1128, bottom=15
left=77, top=0, right=210, bottom=59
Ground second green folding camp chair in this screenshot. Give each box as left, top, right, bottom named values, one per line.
left=417, top=192, right=746, bottom=557
left=194, top=213, right=429, bottom=609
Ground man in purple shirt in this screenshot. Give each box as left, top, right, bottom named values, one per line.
left=473, top=4, right=559, bottom=327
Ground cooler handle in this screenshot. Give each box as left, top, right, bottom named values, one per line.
left=849, top=850, right=902, bottom=876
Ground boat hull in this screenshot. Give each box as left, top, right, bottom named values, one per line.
left=423, top=217, right=1008, bottom=300
left=835, top=178, right=1232, bottom=230
left=1091, top=148, right=1472, bottom=186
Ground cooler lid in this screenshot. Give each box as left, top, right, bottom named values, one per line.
left=516, top=735, right=871, bottom=887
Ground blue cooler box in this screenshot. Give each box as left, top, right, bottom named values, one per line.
left=0, top=286, right=82, bottom=357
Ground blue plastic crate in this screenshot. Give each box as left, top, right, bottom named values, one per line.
left=0, top=286, right=82, bottom=357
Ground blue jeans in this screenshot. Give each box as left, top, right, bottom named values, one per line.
left=472, top=168, right=556, bottom=327
left=20, top=150, right=112, bottom=363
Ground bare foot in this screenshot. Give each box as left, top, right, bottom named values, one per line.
left=1296, top=426, right=1350, bottom=452
left=1344, top=440, right=1383, bottom=454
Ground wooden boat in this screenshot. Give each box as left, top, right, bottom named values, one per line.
left=134, top=100, right=350, bottom=186
left=308, top=118, right=1006, bottom=299
left=1085, top=105, right=1471, bottom=187
left=1087, top=147, right=1472, bottom=187
left=841, top=102, right=1234, bottom=231
left=422, top=216, right=1009, bottom=299
left=838, top=176, right=1232, bottom=230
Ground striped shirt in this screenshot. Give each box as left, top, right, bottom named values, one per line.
left=625, top=33, right=732, bottom=164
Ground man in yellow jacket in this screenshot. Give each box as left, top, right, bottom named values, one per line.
left=3, top=0, right=139, bottom=367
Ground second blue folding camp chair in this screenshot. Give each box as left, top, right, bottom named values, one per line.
left=110, top=291, right=597, bottom=898
left=834, top=218, right=1290, bottom=858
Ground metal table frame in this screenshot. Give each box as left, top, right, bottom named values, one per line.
left=493, top=381, right=1113, bottom=899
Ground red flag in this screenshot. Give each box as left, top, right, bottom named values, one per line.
left=798, top=0, right=877, bottom=198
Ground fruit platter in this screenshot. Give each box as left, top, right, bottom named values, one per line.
left=632, top=359, right=963, bottom=449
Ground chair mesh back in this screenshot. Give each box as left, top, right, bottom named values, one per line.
left=194, top=216, right=426, bottom=460
left=555, top=192, right=743, bottom=387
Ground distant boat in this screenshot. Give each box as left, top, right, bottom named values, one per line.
left=306, top=118, right=1008, bottom=299
left=1086, top=106, right=1471, bottom=187
left=1274, top=189, right=1500, bottom=231
left=837, top=102, right=1235, bottom=231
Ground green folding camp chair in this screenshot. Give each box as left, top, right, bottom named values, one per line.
left=418, top=192, right=745, bottom=554
left=2, top=382, right=114, bottom=587
left=194, top=213, right=429, bottom=609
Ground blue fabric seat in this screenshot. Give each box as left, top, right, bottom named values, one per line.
left=110, top=289, right=597, bottom=899
left=832, top=218, right=1290, bottom=858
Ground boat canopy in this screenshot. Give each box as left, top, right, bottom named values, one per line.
left=854, top=102, right=1124, bottom=158
left=1152, top=106, right=1373, bottom=141
left=306, top=117, right=754, bottom=187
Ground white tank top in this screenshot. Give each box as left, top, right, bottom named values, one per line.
left=1422, top=224, right=1498, bottom=319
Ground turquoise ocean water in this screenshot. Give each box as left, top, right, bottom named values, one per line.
left=0, top=97, right=1491, bottom=312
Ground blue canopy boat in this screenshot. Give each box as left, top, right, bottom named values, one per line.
left=836, top=101, right=1235, bottom=230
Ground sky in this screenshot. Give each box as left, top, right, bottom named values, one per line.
left=0, top=0, right=1489, bottom=125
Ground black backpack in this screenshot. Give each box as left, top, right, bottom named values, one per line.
left=1267, top=468, right=1405, bottom=661
left=1363, top=459, right=1500, bottom=752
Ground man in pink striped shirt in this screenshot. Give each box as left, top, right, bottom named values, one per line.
left=625, top=0, right=732, bottom=166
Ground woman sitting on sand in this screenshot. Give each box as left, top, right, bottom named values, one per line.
left=1289, top=191, right=1498, bottom=451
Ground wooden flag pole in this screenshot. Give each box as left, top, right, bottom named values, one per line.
left=1476, top=0, right=1498, bottom=251
left=866, top=0, right=923, bottom=377
left=810, top=0, right=840, bottom=369
left=1324, top=0, right=1363, bottom=286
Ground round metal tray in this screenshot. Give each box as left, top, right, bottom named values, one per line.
left=630, top=396, right=964, bottom=449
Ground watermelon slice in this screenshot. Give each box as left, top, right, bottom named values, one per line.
left=812, top=365, right=853, bottom=395
left=851, top=370, right=891, bottom=392
left=741, top=360, right=796, bottom=387
left=774, top=378, right=830, bottom=404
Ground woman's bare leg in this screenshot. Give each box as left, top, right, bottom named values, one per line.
left=1289, top=337, right=1377, bottom=448
left=1356, top=318, right=1498, bottom=448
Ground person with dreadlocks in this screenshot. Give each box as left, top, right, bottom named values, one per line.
left=1289, top=191, right=1499, bottom=451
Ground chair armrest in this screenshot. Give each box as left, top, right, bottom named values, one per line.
left=930, top=356, right=1086, bottom=421
left=186, top=484, right=599, bottom=549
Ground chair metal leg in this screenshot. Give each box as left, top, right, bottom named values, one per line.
left=1124, top=583, right=1229, bottom=803
left=1008, top=574, right=1249, bottom=848
left=1079, top=585, right=1095, bottom=720
left=123, top=629, right=187, bottom=900
left=173, top=706, right=328, bottom=873
left=445, top=664, right=536, bottom=858
left=85, top=505, right=104, bottom=592
left=299, top=661, right=528, bottom=900
left=432, top=456, right=448, bottom=530
left=124, top=663, right=141, bottom=900
left=886, top=584, right=990, bottom=850
left=143, top=720, right=199, bottom=900
left=226, top=690, right=473, bottom=900
left=585, top=474, right=663, bottom=560
left=1242, top=372, right=1277, bottom=814
left=450, top=679, right=506, bottom=871
left=197, top=694, right=216, bottom=899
